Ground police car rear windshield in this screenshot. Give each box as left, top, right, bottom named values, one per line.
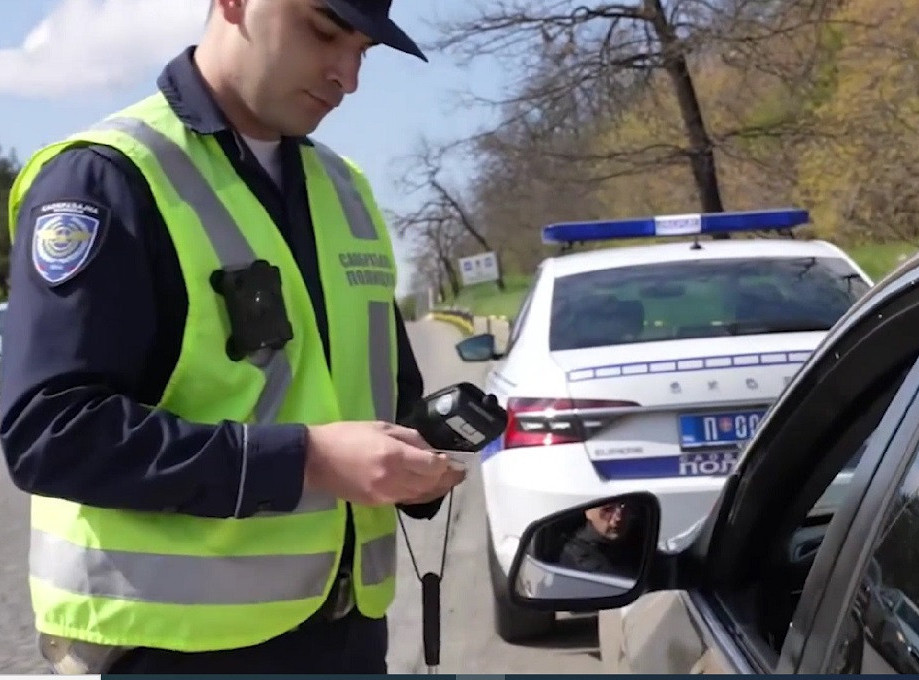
left=550, top=256, right=869, bottom=351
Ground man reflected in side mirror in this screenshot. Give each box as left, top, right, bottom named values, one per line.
left=558, top=502, right=643, bottom=575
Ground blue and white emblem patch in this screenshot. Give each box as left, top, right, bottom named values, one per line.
left=32, top=201, right=105, bottom=286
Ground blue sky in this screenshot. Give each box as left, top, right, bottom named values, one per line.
left=0, top=0, right=506, bottom=296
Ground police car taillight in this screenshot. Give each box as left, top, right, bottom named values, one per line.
left=504, top=397, right=640, bottom=449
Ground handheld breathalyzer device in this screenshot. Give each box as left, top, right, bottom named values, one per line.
left=398, top=382, right=507, bottom=674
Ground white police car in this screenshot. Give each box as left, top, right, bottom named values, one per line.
left=454, top=209, right=874, bottom=641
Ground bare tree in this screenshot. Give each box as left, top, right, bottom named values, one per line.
left=390, top=138, right=507, bottom=291
left=389, top=204, right=465, bottom=297
left=465, top=122, right=612, bottom=271
left=407, top=237, right=454, bottom=303
left=427, top=0, right=842, bottom=214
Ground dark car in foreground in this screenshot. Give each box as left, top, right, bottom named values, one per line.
left=505, top=252, right=919, bottom=674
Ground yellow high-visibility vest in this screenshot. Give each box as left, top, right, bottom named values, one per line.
left=8, top=91, right=399, bottom=652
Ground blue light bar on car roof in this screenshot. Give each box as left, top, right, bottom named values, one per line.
left=541, top=208, right=810, bottom=244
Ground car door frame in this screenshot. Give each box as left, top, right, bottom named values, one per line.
left=664, top=262, right=919, bottom=673
left=790, top=355, right=919, bottom=673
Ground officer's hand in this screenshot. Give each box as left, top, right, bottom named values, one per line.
left=302, top=421, right=451, bottom=506
left=399, top=466, right=466, bottom=505
left=366, top=425, right=467, bottom=502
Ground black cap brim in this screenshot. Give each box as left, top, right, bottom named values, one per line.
left=323, top=0, right=428, bottom=62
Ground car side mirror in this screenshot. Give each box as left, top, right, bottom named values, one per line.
left=455, top=333, right=501, bottom=362
left=507, top=492, right=662, bottom=612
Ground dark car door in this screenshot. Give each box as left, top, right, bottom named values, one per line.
left=792, top=361, right=919, bottom=674
left=663, top=257, right=919, bottom=673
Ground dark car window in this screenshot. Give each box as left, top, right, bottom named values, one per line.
left=548, top=256, right=870, bottom=351
left=840, top=445, right=919, bottom=673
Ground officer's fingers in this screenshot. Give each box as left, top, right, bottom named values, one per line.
left=417, top=462, right=465, bottom=494
left=384, top=424, right=433, bottom=451
left=396, top=446, right=449, bottom=478
left=428, top=467, right=465, bottom=495
left=443, top=466, right=467, bottom=487
left=397, top=467, right=466, bottom=505
left=366, top=467, right=425, bottom=505
left=381, top=468, right=441, bottom=503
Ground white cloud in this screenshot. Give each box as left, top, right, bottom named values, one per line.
left=0, top=0, right=208, bottom=98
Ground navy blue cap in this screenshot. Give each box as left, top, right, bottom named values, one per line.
left=323, top=0, right=427, bottom=62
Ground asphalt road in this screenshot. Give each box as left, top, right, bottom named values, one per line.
left=0, top=442, right=37, bottom=674
left=0, top=318, right=604, bottom=674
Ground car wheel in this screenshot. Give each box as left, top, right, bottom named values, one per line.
left=486, top=523, right=555, bottom=642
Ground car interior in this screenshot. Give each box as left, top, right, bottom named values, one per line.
left=551, top=273, right=845, bottom=349
left=756, top=355, right=915, bottom=647
left=708, top=363, right=900, bottom=667
left=550, top=292, right=646, bottom=350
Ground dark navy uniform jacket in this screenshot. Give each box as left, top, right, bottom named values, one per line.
left=0, top=46, right=442, bottom=523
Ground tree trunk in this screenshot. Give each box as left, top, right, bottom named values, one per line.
left=441, top=256, right=461, bottom=297
left=432, top=178, right=506, bottom=290
left=647, top=0, right=725, bottom=215
left=434, top=270, right=445, bottom=303
left=493, top=249, right=507, bottom=292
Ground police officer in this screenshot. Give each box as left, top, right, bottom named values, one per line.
left=0, top=0, right=465, bottom=674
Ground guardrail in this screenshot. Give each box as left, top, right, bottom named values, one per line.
left=427, top=308, right=512, bottom=353
left=428, top=306, right=476, bottom=335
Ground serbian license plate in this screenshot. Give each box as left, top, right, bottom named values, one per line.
left=679, top=410, right=765, bottom=449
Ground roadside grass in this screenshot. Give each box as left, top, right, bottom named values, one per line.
left=440, top=273, right=533, bottom=319
left=848, top=241, right=918, bottom=281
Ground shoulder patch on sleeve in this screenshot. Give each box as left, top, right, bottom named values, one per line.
left=31, top=200, right=109, bottom=286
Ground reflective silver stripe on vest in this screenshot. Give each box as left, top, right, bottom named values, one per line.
left=309, top=144, right=396, bottom=420
left=252, top=350, right=292, bottom=426
left=368, top=300, right=395, bottom=422
left=361, top=533, right=396, bottom=586
left=30, top=529, right=336, bottom=605
left=92, top=116, right=290, bottom=424
left=311, top=140, right=377, bottom=240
